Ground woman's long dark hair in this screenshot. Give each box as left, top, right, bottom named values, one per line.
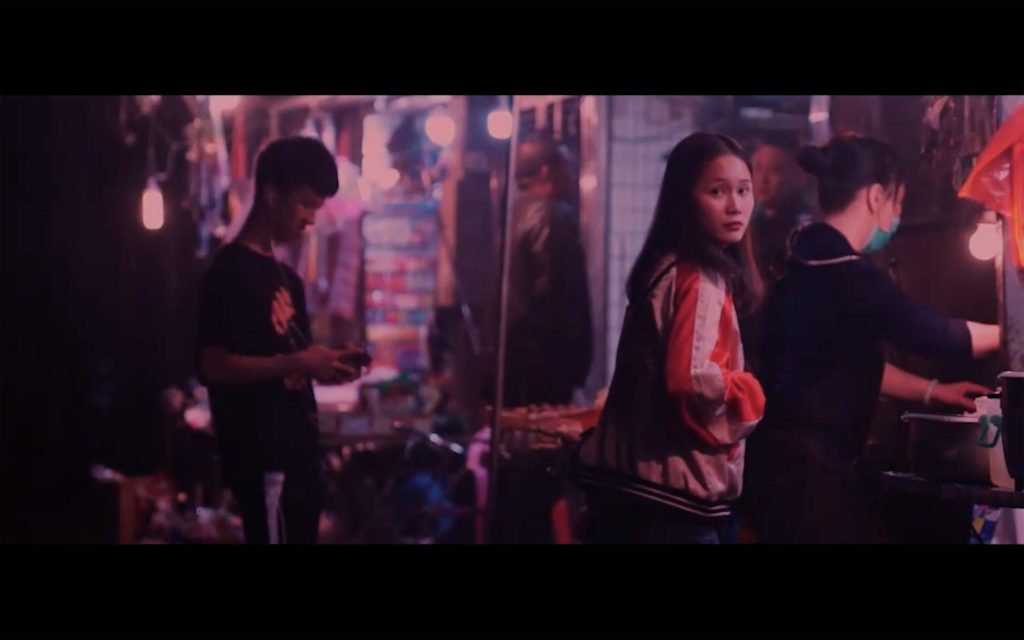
left=626, top=132, right=763, bottom=314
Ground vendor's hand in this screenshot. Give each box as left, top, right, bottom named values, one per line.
left=931, top=381, right=992, bottom=411
left=296, top=345, right=355, bottom=383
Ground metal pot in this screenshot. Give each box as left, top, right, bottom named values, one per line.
left=997, top=371, right=1024, bottom=491
left=902, top=412, right=990, bottom=485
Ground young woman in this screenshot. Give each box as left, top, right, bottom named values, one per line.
left=743, top=134, right=1000, bottom=543
left=575, top=132, right=765, bottom=544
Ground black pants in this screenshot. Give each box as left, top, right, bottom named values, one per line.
left=743, top=429, right=878, bottom=544
left=230, top=466, right=322, bottom=545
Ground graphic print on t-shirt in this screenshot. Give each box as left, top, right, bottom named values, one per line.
left=271, top=284, right=307, bottom=391
left=271, top=285, right=296, bottom=336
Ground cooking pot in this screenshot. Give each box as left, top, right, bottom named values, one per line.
left=902, top=412, right=991, bottom=484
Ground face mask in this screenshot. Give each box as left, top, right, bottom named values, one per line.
left=861, top=217, right=901, bottom=254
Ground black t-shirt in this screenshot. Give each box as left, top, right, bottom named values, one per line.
left=197, top=242, right=317, bottom=482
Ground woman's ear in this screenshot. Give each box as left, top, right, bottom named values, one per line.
left=866, top=183, right=887, bottom=216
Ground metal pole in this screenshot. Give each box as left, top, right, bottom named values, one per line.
left=486, top=96, right=520, bottom=544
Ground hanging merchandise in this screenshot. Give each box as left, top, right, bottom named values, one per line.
left=320, top=113, right=338, bottom=156
left=230, top=107, right=247, bottom=181
left=207, top=98, right=232, bottom=196
left=338, top=126, right=353, bottom=161
left=322, top=156, right=367, bottom=318
left=189, top=96, right=236, bottom=255
left=330, top=215, right=365, bottom=322
left=362, top=199, right=440, bottom=373
left=296, top=155, right=367, bottom=315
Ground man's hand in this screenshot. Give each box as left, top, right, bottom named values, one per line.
left=296, top=345, right=355, bottom=384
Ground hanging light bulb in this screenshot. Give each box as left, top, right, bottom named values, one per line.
left=142, top=178, right=165, bottom=230
left=487, top=108, right=514, bottom=140
left=969, top=215, right=1001, bottom=261
left=425, top=111, right=456, bottom=147
left=376, top=168, right=401, bottom=189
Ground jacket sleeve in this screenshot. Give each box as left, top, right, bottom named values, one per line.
left=665, top=267, right=765, bottom=450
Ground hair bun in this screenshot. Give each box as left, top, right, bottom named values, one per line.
left=797, top=145, right=828, bottom=177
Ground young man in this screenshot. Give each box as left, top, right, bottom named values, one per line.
left=742, top=134, right=816, bottom=378
left=197, top=137, right=363, bottom=544
left=484, top=135, right=594, bottom=544
left=749, top=134, right=814, bottom=285
left=492, top=135, right=593, bottom=408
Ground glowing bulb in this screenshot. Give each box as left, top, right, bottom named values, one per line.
left=581, top=174, right=598, bottom=192
left=209, top=95, right=241, bottom=114
left=487, top=109, right=513, bottom=140
left=969, top=221, right=1001, bottom=261
left=141, top=179, right=165, bottom=231
left=376, top=168, right=400, bottom=189
left=425, top=112, right=455, bottom=146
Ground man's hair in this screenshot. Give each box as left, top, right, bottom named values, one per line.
left=515, top=134, right=568, bottom=181
left=253, top=137, right=339, bottom=201
left=756, top=131, right=800, bottom=156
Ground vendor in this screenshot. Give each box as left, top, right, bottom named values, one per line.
left=743, top=134, right=1001, bottom=544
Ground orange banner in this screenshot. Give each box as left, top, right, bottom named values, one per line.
left=958, top=106, right=1024, bottom=268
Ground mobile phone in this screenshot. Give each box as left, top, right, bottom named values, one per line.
left=339, top=347, right=372, bottom=369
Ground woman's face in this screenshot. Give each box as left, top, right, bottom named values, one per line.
left=265, top=184, right=325, bottom=243
left=693, top=154, right=755, bottom=246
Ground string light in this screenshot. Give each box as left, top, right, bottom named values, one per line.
left=141, top=114, right=164, bottom=231
left=487, top=106, right=513, bottom=140
left=141, top=178, right=165, bottom=230
left=425, top=111, right=455, bottom=146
